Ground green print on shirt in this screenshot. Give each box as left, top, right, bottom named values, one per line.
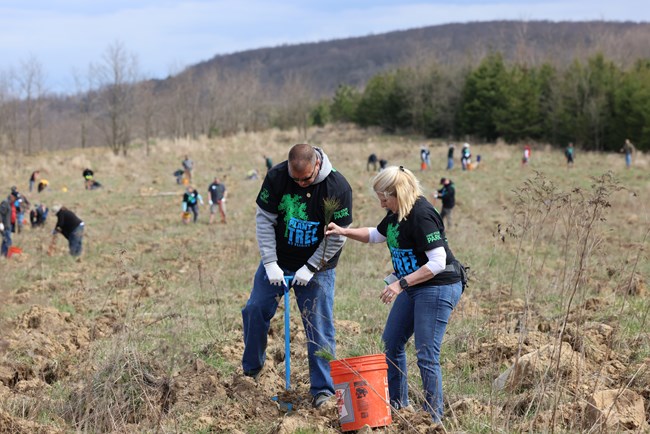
left=333, top=208, right=349, bottom=220
left=426, top=231, right=441, bottom=243
left=259, top=188, right=270, bottom=204
left=278, top=194, right=309, bottom=237
left=386, top=223, right=399, bottom=249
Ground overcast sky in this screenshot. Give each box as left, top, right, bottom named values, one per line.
left=1, top=0, right=647, bottom=93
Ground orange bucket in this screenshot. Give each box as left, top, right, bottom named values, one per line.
left=7, top=246, right=22, bottom=258
left=330, top=354, right=392, bottom=431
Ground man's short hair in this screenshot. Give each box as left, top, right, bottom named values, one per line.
left=288, top=144, right=316, bottom=172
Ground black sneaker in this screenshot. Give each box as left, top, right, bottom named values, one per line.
left=313, top=393, right=333, bottom=408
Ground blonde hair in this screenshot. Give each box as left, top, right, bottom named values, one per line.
left=372, top=166, right=422, bottom=221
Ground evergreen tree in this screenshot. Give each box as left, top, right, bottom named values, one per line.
left=457, top=53, right=509, bottom=141
left=611, top=60, right=650, bottom=151
left=559, top=54, right=618, bottom=151
left=330, top=84, right=360, bottom=123
left=356, top=73, right=397, bottom=131
left=495, top=65, right=543, bottom=143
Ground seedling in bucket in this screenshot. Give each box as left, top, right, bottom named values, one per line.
left=271, top=275, right=294, bottom=412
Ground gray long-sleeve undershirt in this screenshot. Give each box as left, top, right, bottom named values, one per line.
left=256, top=205, right=348, bottom=271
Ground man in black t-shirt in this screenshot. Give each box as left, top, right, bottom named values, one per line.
left=242, top=143, right=353, bottom=408
left=434, top=178, right=455, bottom=228
left=208, top=177, right=227, bottom=224
left=49, top=206, right=84, bottom=257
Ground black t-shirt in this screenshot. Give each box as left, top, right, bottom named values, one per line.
left=55, top=209, right=83, bottom=239
left=256, top=161, right=353, bottom=271
left=208, top=182, right=226, bottom=202
left=377, top=197, right=460, bottom=286
left=438, top=183, right=455, bottom=209
left=447, top=148, right=454, bottom=159
left=183, top=191, right=199, bottom=205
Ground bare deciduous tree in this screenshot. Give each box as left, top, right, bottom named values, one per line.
left=277, top=73, right=313, bottom=139
left=18, top=56, right=46, bottom=155
left=134, top=80, right=157, bottom=155
left=93, top=41, right=139, bottom=156
left=0, top=69, right=20, bottom=152
left=72, top=66, right=96, bottom=149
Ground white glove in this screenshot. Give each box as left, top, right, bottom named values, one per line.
left=292, top=265, right=315, bottom=286
left=263, top=262, right=284, bottom=286
left=209, top=200, right=213, bottom=205
left=0, top=223, right=4, bottom=231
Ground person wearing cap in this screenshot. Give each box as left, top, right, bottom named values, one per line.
left=433, top=178, right=455, bottom=228
left=49, top=206, right=84, bottom=257
left=326, top=166, right=463, bottom=423
left=82, top=168, right=94, bottom=190
left=0, top=192, right=16, bottom=257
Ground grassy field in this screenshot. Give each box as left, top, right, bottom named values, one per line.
left=0, top=125, right=648, bottom=433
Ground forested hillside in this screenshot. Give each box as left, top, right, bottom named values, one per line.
left=189, top=20, right=650, bottom=94
left=1, top=20, right=649, bottom=154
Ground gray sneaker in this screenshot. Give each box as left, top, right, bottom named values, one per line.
left=313, top=393, right=333, bottom=408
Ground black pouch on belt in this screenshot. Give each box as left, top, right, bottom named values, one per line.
left=453, top=260, right=470, bottom=292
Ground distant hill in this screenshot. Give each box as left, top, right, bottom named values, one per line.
left=6, top=20, right=650, bottom=154
left=184, top=20, right=650, bottom=95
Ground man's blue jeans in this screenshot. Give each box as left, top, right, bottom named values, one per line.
left=1, top=228, right=11, bottom=257
left=242, top=262, right=336, bottom=398
left=447, top=157, right=454, bottom=170
left=68, top=225, right=84, bottom=256
left=382, top=281, right=462, bottom=422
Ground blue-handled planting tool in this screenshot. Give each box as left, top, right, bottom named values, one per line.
left=271, top=275, right=294, bottom=412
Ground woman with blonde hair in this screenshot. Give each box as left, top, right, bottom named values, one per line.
left=326, top=165, right=463, bottom=423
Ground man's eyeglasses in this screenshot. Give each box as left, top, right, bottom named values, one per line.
left=290, top=162, right=319, bottom=183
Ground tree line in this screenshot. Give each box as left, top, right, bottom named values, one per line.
left=1, top=43, right=648, bottom=155
left=320, top=53, right=650, bottom=152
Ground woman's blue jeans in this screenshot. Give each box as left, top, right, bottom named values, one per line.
left=382, top=281, right=462, bottom=421
left=242, top=262, right=337, bottom=398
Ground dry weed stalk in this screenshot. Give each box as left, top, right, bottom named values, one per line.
left=67, top=345, right=170, bottom=432
left=499, top=172, right=623, bottom=432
